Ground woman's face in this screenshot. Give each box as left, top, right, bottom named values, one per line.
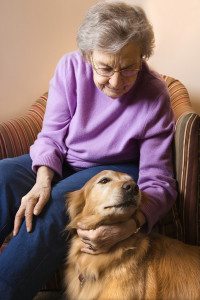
left=91, top=43, right=141, bottom=99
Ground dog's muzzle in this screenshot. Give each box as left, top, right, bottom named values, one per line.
left=122, top=181, right=139, bottom=196
left=104, top=181, right=139, bottom=209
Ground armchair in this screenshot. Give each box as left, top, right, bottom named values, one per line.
left=0, top=76, right=199, bottom=291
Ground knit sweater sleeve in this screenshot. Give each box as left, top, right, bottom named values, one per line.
left=30, top=54, right=75, bottom=177
left=138, top=91, right=177, bottom=232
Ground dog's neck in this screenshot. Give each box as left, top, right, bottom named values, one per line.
left=70, top=231, right=149, bottom=289
left=69, top=210, right=139, bottom=231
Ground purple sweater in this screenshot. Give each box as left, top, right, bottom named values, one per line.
left=30, top=51, right=177, bottom=231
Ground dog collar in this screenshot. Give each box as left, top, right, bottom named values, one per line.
left=78, top=273, right=85, bottom=287
left=133, top=215, right=142, bottom=233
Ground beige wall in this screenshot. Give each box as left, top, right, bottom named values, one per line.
left=146, top=0, right=200, bottom=114
left=0, top=0, right=97, bottom=121
left=0, top=0, right=200, bottom=121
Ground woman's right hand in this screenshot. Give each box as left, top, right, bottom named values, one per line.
left=13, top=166, right=54, bottom=236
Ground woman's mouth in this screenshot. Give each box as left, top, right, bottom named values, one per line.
left=106, top=86, right=124, bottom=92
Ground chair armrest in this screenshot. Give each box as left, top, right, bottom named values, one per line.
left=174, top=111, right=200, bottom=245
left=0, top=93, right=47, bottom=159
left=162, top=75, right=195, bottom=121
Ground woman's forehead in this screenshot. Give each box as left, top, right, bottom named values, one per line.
left=92, top=42, right=141, bottom=67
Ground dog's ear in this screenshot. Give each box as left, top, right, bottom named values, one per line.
left=66, top=189, right=85, bottom=229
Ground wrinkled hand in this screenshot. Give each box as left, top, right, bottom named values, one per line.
left=77, top=219, right=137, bottom=255
left=13, top=182, right=51, bottom=236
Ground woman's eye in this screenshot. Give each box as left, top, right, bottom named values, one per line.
left=101, top=67, right=112, bottom=72
left=98, top=177, right=111, bottom=184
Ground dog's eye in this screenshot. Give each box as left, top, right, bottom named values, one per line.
left=98, top=177, right=111, bottom=184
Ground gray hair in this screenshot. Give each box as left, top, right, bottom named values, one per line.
left=77, top=1, right=155, bottom=60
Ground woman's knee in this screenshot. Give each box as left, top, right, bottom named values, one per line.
left=0, top=155, right=34, bottom=185
left=0, top=158, right=19, bottom=183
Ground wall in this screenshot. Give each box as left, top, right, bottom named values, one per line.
left=0, top=0, right=96, bottom=121
left=0, top=0, right=200, bottom=121
left=146, top=0, right=200, bottom=113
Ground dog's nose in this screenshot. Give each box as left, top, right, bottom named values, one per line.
left=122, top=182, right=132, bottom=191
left=133, top=184, right=139, bottom=195
left=122, top=182, right=139, bottom=195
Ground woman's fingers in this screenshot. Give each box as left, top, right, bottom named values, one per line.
left=77, top=221, right=137, bottom=254
left=77, top=228, right=92, bottom=241
left=81, top=244, right=108, bottom=255
left=81, top=247, right=98, bottom=254
left=13, top=195, right=37, bottom=235
left=12, top=175, right=52, bottom=236
left=13, top=186, right=51, bottom=236
left=33, top=192, right=50, bottom=216
left=25, top=199, right=36, bottom=232
left=80, top=238, right=97, bottom=248
left=13, top=205, right=26, bottom=236
left=78, top=227, right=109, bottom=254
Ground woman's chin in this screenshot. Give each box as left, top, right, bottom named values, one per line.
left=104, top=87, right=125, bottom=99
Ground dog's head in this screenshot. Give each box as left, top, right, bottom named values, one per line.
left=67, top=170, right=141, bottom=230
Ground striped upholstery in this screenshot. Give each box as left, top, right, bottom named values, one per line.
left=175, top=113, right=200, bottom=245
left=159, top=76, right=200, bottom=245
left=162, top=75, right=193, bottom=121
left=0, top=76, right=199, bottom=291
left=0, top=93, right=47, bottom=158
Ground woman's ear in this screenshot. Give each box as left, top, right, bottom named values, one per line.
left=66, top=189, right=85, bottom=228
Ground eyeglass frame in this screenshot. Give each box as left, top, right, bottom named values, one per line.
left=91, top=55, right=142, bottom=78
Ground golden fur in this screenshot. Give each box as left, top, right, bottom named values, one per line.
left=64, top=170, right=200, bottom=300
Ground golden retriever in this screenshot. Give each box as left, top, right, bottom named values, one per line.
left=64, top=170, right=200, bottom=300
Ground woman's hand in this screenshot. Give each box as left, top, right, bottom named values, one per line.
left=77, top=218, right=138, bottom=255
left=13, top=166, right=54, bottom=236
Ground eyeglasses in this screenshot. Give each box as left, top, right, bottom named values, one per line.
left=91, top=56, right=141, bottom=78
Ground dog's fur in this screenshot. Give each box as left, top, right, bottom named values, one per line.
left=64, top=170, right=200, bottom=300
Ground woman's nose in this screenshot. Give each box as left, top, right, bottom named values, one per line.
left=108, top=71, right=122, bottom=88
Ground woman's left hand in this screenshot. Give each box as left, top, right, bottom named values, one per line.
left=77, top=218, right=137, bottom=254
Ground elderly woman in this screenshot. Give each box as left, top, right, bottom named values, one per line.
left=0, top=1, right=177, bottom=299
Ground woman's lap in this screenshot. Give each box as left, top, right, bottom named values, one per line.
left=0, top=154, right=139, bottom=299
left=0, top=154, right=139, bottom=236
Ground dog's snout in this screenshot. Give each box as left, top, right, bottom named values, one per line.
left=122, top=182, right=133, bottom=192
left=122, top=181, right=139, bottom=195
left=133, top=184, right=139, bottom=195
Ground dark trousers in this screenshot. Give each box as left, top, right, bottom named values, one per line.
left=0, top=154, right=139, bottom=299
